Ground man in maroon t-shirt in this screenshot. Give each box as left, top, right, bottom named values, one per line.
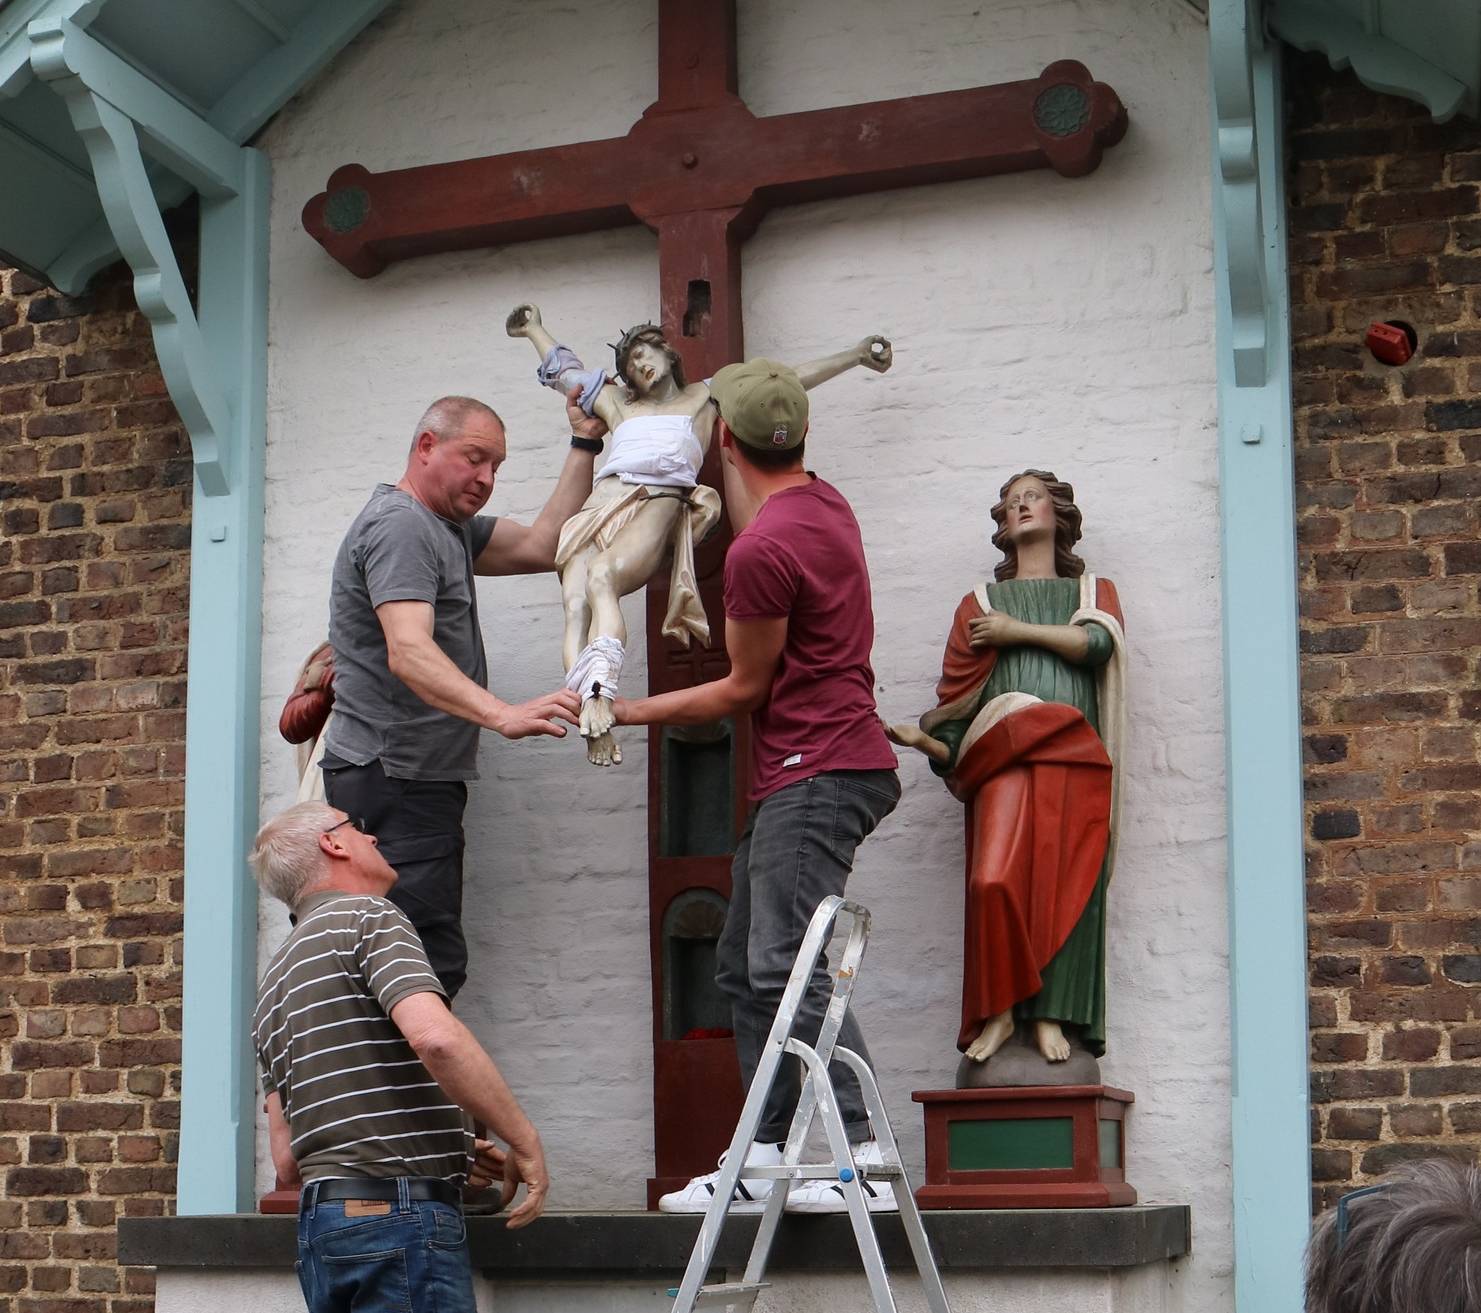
left=614, top=359, right=899, bottom=1214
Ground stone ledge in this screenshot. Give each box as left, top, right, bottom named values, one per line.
left=120, top=1206, right=1189, bottom=1274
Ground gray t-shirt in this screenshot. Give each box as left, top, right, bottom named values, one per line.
left=325, top=485, right=496, bottom=780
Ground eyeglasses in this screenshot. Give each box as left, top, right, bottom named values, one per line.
left=322, top=816, right=364, bottom=837
left=1335, top=1183, right=1387, bottom=1250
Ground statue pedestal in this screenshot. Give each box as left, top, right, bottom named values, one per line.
left=911, top=1085, right=1136, bottom=1209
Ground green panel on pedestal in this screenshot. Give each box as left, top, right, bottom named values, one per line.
left=948, top=1116, right=1074, bottom=1171
left=1098, top=1118, right=1121, bottom=1169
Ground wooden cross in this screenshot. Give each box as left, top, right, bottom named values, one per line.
left=304, top=1, right=1126, bottom=1203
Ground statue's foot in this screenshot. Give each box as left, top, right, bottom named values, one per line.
left=964, top=1010, right=1015, bottom=1062
left=586, top=694, right=616, bottom=738
left=586, top=731, right=622, bottom=767
left=1034, top=1020, right=1071, bottom=1063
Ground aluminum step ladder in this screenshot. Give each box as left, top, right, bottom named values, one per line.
left=667, top=895, right=951, bottom=1313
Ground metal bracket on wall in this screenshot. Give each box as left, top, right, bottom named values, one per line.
left=27, top=15, right=242, bottom=496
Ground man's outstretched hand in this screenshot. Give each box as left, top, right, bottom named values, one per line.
left=501, top=1136, right=550, bottom=1228
left=567, top=387, right=607, bottom=444
left=489, top=690, right=580, bottom=739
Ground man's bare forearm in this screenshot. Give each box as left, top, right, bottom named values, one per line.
left=621, top=674, right=759, bottom=728
left=521, top=447, right=596, bottom=570
left=396, top=1002, right=539, bottom=1151
left=388, top=630, right=508, bottom=730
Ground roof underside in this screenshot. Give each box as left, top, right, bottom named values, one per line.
left=1267, top=0, right=1481, bottom=122
left=0, top=0, right=389, bottom=291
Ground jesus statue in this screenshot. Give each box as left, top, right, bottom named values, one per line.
left=507, top=303, right=891, bottom=765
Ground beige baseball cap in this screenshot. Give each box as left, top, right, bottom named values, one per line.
left=710, top=358, right=809, bottom=451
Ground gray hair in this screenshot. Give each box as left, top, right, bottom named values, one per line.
left=1305, top=1158, right=1481, bottom=1313
left=249, top=801, right=338, bottom=909
left=411, top=395, right=502, bottom=451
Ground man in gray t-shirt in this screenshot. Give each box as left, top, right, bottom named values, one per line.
left=323, top=392, right=604, bottom=997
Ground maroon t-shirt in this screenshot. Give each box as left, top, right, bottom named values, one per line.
left=723, top=476, right=897, bottom=802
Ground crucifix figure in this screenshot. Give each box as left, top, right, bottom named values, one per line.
left=304, top=0, right=1127, bottom=1202
left=505, top=302, right=890, bottom=766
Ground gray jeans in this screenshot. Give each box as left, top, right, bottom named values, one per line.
left=715, top=769, right=901, bottom=1145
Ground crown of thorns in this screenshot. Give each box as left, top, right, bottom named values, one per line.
left=609, top=323, right=667, bottom=382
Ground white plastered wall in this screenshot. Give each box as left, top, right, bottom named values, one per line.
left=255, top=0, right=1228, bottom=1308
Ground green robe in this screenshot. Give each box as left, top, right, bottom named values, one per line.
left=933, top=577, right=1113, bottom=1054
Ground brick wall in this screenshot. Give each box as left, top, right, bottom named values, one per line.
left=0, top=256, right=191, bottom=1311
left=1287, top=52, right=1481, bottom=1210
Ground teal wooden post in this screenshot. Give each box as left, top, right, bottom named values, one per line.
left=1209, top=2, right=1311, bottom=1308
left=28, top=16, right=267, bottom=1213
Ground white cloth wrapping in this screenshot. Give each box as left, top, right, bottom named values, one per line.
left=599, top=415, right=705, bottom=489
left=565, top=636, right=625, bottom=705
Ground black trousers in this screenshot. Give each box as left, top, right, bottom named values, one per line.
left=323, top=759, right=469, bottom=999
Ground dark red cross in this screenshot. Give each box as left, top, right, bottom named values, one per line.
left=303, top=1, right=1126, bottom=1205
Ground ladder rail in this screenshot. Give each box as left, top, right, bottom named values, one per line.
left=670, top=896, right=952, bottom=1313
left=670, top=896, right=868, bottom=1310
left=741, top=898, right=871, bottom=1286
left=785, top=1037, right=899, bottom=1313
left=832, top=1047, right=952, bottom=1313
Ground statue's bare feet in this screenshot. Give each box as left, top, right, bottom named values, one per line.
left=964, top=1010, right=1014, bottom=1062
left=586, top=731, right=621, bottom=767
left=1034, top=1020, right=1071, bottom=1063
left=586, top=694, right=615, bottom=738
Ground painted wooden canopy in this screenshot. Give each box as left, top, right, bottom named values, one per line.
left=0, top=0, right=390, bottom=293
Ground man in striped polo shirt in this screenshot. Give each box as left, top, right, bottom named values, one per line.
left=251, top=800, right=549, bottom=1313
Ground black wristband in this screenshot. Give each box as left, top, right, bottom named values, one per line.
left=570, top=434, right=603, bottom=453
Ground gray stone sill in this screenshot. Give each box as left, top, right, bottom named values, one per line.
left=121, top=1206, right=1189, bottom=1274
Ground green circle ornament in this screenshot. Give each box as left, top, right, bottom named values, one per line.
left=1033, top=83, right=1090, bottom=138
left=324, top=187, right=371, bottom=234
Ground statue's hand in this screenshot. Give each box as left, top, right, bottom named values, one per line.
left=506, top=303, right=542, bottom=337
left=858, top=335, right=892, bottom=373
left=968, top=613, right=1022, bottom=649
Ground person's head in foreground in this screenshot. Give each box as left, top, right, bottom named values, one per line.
left=711, top=358, right=809, bottom=472
left=248, top=800, right=396, bottom=911
left=1305, top=1157, right=1481, bottom=1313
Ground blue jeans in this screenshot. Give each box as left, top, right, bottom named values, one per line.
left=297, top=1180, right=475, bottom=1313
left=715, top=768, right=901, bottom=1144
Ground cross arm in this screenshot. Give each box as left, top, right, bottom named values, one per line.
left=630, top=61, right=1127, bottom=226
left=303, top=134, right=642, bottom=278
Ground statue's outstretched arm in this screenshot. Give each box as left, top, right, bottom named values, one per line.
left=505, top=303, right=560, bottom=358
left=791, top=335, right=893, bottom=390
left=507, top=302, right=614, bottom=418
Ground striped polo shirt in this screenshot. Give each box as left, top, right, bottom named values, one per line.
left=253, top=890, right=473, bottom=1185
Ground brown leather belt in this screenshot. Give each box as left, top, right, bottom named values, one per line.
left=308, top=1176, right=461, bottom=1208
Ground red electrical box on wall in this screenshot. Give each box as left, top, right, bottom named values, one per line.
left=1365, top=321, right=1414, bottom=366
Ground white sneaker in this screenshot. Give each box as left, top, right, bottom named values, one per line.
left=657, top=1140, right=784, bottom=1214
left=785, top=1140, right=898, bottom=1214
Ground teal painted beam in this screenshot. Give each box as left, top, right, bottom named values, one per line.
left=25, top=11, right=270, bottom=1213
left=1268, top=0, right=1467, bottom=123
left=0, top=0, right=100, bottom=95
left=29, top=29, right=235, bottom=497
left=207, top=0, right=394, bottom=142
left=1209, top=5, right=1312, bottom=1311
left=175, top=147, right=268, bottom=1215
left=28, top=16, right=244, bottom=197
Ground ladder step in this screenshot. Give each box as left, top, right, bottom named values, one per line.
left=667, top=1281, right=769, bottom=1308
left=744, top=1163, right=904, bottom=1181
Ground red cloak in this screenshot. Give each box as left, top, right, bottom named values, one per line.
left=927, top=581, right=1122, bottom=1051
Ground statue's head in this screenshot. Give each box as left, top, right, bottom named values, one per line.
left=990, top=469, right=1085, bottom=581
left=614, top=323, right=686, bottom=399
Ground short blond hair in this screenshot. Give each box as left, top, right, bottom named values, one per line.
left=249, top=801, right=337, bottom=908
